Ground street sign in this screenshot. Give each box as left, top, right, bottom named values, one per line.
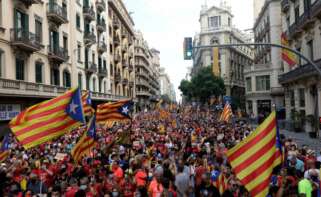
left=183, top=37, right=193, bottom=60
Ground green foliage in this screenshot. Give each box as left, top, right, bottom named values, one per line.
left=179, top=66, right=225, bottom=103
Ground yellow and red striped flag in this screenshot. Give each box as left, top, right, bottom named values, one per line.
left=0, top=135, right=10, bottom=163
left=219, top=103, right=233, bottom=122
left=281, top=33, right=297, bottom=68
left=213, top=173, right=228, bottom=194
left=226, top=111, right=282, bottom=197
left=71, top=116, right=97, bottom=163
left=9, top=88, right=86, bottom=149
left=82, top=91, right=95, bottom=116
left=96, top=100, right=133, bottom=125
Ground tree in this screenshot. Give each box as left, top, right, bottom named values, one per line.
left=179, top=66, right=225, bottom=103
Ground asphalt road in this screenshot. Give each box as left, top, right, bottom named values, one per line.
left=280, top=129, right=321, bottom=152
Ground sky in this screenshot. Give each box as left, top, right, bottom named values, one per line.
left=123, top=0, right=254, bottom=101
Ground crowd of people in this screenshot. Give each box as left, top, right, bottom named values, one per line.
left=0, top=106, right=320, bottom=197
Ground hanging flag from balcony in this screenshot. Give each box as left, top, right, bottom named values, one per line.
left=96, top=100, right=133, bottom=125
left=9, top=87, right=86, bottom=149
left=82, top=91, right=95, bottom=116
left=281, top=33, right=297, bottom=68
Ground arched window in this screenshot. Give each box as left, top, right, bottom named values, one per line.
left=93, top=77, right=96, bottom=92
left=78, top=73, right=83, bottom=89
left=63, top=69, right=71, bottom=88
left=104, top=81, right=107, bottom=93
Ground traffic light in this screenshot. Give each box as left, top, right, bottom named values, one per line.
left=183, top=37, right=193, bottom=60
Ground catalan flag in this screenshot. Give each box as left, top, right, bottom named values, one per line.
left=82, top=91, right=95, bottom=116
left=213, top=173, right=228, bottom=195
left=96, top=100, right=133, bottom=125
left=71, top=115, right=97, bottom=163
left=0, top=134, right=10, bottom=163
left=226, top=111, right=282, bottom=197
left=156, top=99, right=163, bottom=109
left=281, top=33, right=297, bottom=67
left=9, top=88, right=86, bottom=149
left=219, top=103, right=233, bottom=122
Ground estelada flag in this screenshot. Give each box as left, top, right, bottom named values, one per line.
left=10, top=88, right=86, bottom=149
left=71, top=115, right=97, bottom=163
left=96, top=100, right=133, bottom=125
left=219, top=103, right=232, bottom=122
left=0, top=134, right=10, bottom=163
left=81, top=91, right=95, bottom=116
left=226, top=111, right=282, bottom=197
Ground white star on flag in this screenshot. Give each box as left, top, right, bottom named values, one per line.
left=69, top=101, right=79, bottom=114
left=122, top=106, right=129, bottom=115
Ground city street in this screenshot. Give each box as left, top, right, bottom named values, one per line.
left=280, top=129, right=321, bottom=151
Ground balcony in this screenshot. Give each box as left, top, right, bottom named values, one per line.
left=83, top=6, right=95, bottom=21
left=97, top=19, right=106, bottom=32
left=48, top=45, right=69, bottom=63
left=97, top=42, right=107, bottom=53
left=96, top=0, right=106, bottom=12
left=128, top=64, right=134, bottom=73
left=114, top=37, right=120, bottom=46
left=98, top=67, right=107, bottom=76
left=122, top=78, right=128, bottom=85
left=270, top=87, right=285, bottom=96
left=115, top=73, right=121, bottom=83
left=113, top=20, right=120, bottom=29
left=85, top=62, right=98, bottom=73
left=19, top=0, right=43, bottom=7
left=121, top=29, right=127, bottom=38
left=0, top=78, right=128, bottom=101
left=47, top=2, right=68, bottom=25
left=136, top=90, right=151, bottom=97
left=279, top=59, right=321, bottom=84
left=10, top=28, right=41, bottom=53
left=84, top=31, right=96, bottom=45
left=122, top=60, right=128, bottom=68
left=281, top=0, right=289, bottom=12
left=288, top=10, right=316, bottom=39
left=114, top=54, right=121, bottom=62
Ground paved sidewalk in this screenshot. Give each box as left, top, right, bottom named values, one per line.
left=280, top=129, right=321, bottom=151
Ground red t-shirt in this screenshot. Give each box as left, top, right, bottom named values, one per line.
left=65, top=186, right=79, bottom=197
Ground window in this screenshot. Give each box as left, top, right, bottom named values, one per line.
left=307, top=40, right=313, bottom=61
left=246, top=77, right=252, bottom=92
left=92, top=53, right=95, bottom=63
left=16, top=58, right=24, bottom=80
left=35, top=62, right=43, bottom=83
left=247, top=100, right=253, bottom=113
left=63, top=35, right=68, bottom=50
left=290, top=90, right=295, bottom=107
left=15, top=9, right=28, bottom=31
left=77, top=44, right=81, bottom=61
left=78, top=73, right=83, bottom=90
left=76, top=13, right=81, bottom=29
left=104, top=81, right=107, bottom=93
left=93, top=77, right=96, bottom=92
left=304, top=0, right=311, bottom=12
left=208, top=16, right=221, bottom=28
left=35, top=19, right=42, bottom=43
left=299, top=88, right=305, bottom=107
left=0, top=50, right=3, bottom=77
left=63, top=70, right=71, bottom=88
left=51, top=68, right=59, bottom=86
left=110, top=64, right=113, bottom=75
left=256, top=75, right=270, bottom=91
left=294, top=6, right=300, bottom=23
left=228, top=17, right=231, bottom=26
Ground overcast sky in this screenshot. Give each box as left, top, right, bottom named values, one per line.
left=123, top=0, right=254, bottom=101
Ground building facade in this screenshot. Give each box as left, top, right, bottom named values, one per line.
left=279, top=0, right=321, bottom=132
left=159, top=67, right=175, bottom=102
left=245, top=0, right=284, bottom=117
left=0, top=0, right=134, bottom=123
left=254, top=0, right=266, bottom=21
left=192, top=3, right=253, bottom=108
left=134, top=31, right=160, bottom=111
left=108, top=0, right=135, bottom=98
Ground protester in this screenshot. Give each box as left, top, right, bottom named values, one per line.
left=0, top=105, right=320, bottom=196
